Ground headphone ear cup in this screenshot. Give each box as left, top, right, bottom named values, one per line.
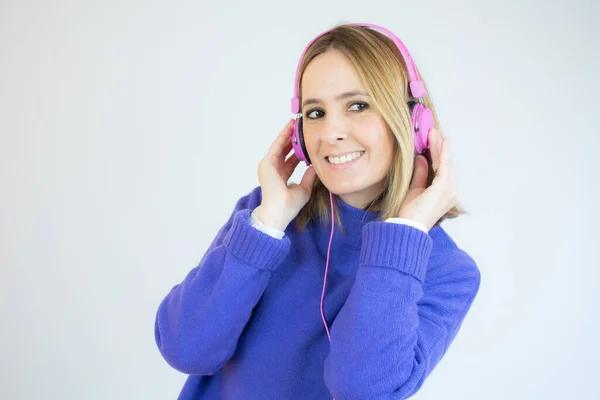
left=407, top=101, right=417, bottom=113
left=408, top=101, right=434, bottom=155
left=298, top=117, right=312, bottom=165
left=292, top=116, right=311, bottom=165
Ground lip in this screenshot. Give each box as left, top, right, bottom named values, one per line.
left=325, top=151, right=364, bottom=170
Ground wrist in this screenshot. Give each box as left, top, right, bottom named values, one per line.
left=397, top=211, right=431, bottom=232
left=253, top=205, right=290, bottom=232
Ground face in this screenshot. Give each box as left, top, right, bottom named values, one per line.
left=300, top=49, right=395, bottom=209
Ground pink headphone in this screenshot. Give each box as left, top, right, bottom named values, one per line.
left=290, top=23, right=434, bottom=165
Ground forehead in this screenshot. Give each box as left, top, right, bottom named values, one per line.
left=301, top=49, right=365, bottom=97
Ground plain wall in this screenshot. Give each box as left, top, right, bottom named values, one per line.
left=1, top=0, right=598, bottom=398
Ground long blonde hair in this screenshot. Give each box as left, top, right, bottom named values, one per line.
left=295, top=24, right=467, bottom=231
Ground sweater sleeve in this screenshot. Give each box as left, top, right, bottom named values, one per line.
left=154, top=187, right=291, bottom=375
left=323, top=222, right=481, bottom=399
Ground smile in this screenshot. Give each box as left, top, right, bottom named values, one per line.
left=326, top=151, right=365, bottom=165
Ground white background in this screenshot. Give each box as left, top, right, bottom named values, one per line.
left=1, top=0, right=599, bottom=398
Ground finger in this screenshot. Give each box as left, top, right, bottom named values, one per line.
left=430, top=137, right=459, bottom=205
left=410, top=155, right=429, bottom=189
left=440, top=136, right=452, bottom=168
left=268, top=119, right=295, bottom=157
left=438, top=137, right=456, bottom=183
left=269, top=136, right=293, bottom=165
left=429, top=128, right=442, bottom=175
left=299, top=165, right=317, bottom=192
left=432, top=137, right=447, bottom=175
left=281, top=137, right=294, bottom=160
left=437, top=137, right=460, bottom=206
left=281, top=152, right=300, bottom=181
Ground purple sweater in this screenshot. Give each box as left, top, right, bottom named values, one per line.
left=154, top=186, right=481, bottom=399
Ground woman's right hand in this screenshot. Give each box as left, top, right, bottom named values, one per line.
left=253, top=119, right=317, bottom=231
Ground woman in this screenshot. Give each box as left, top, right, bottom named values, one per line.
left=155, top=23, right=481, bottom=400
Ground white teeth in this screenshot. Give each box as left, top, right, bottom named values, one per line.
left=327, top=151, right=364, bottom=165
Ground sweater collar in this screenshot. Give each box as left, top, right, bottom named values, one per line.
left=334, top=195, right=380, bottom=235
left=308, top=195, right=380, bottom=279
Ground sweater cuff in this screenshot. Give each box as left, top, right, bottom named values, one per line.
left=223, top=209, right=291, bottom=271
left=360, top=221, right=433, bottom=283
left=250, top=211, right=285, bottom=239
left=384, top=217, right=428, bottom=233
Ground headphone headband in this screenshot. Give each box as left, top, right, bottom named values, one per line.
left=291, top=23, right=426, bottom=114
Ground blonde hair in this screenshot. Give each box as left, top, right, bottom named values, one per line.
left=295, top=24, right=467, bottom=231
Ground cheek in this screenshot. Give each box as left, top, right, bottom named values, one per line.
left=365, top=124, right=395, bottom=172
left=359, top=120, right=393, bottom=153
left=303, top=128, right=319, bottom=155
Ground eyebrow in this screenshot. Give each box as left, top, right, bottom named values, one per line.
left=301, top=90, right=370, bottom=109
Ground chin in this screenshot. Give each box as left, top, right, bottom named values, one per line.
left=326, top=180, right=365, bottom=196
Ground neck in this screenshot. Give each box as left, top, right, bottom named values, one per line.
left=338, top=186, right=386, bottom=212
left=332, top=194, right=380, bottom=235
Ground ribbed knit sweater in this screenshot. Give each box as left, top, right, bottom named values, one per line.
left=155, top=186, right=481, bottom=399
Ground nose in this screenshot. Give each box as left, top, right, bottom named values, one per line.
left=321, top=114, right=349, bottom=144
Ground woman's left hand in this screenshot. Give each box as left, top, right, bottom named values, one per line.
left=398, top=128, right=459, bottom=231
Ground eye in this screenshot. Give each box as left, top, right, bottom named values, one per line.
left=304, top=102, right=369, bottom=120
left=349, top=102, right=369, bottom=111
left=305, top=109, right=324, bottom=120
